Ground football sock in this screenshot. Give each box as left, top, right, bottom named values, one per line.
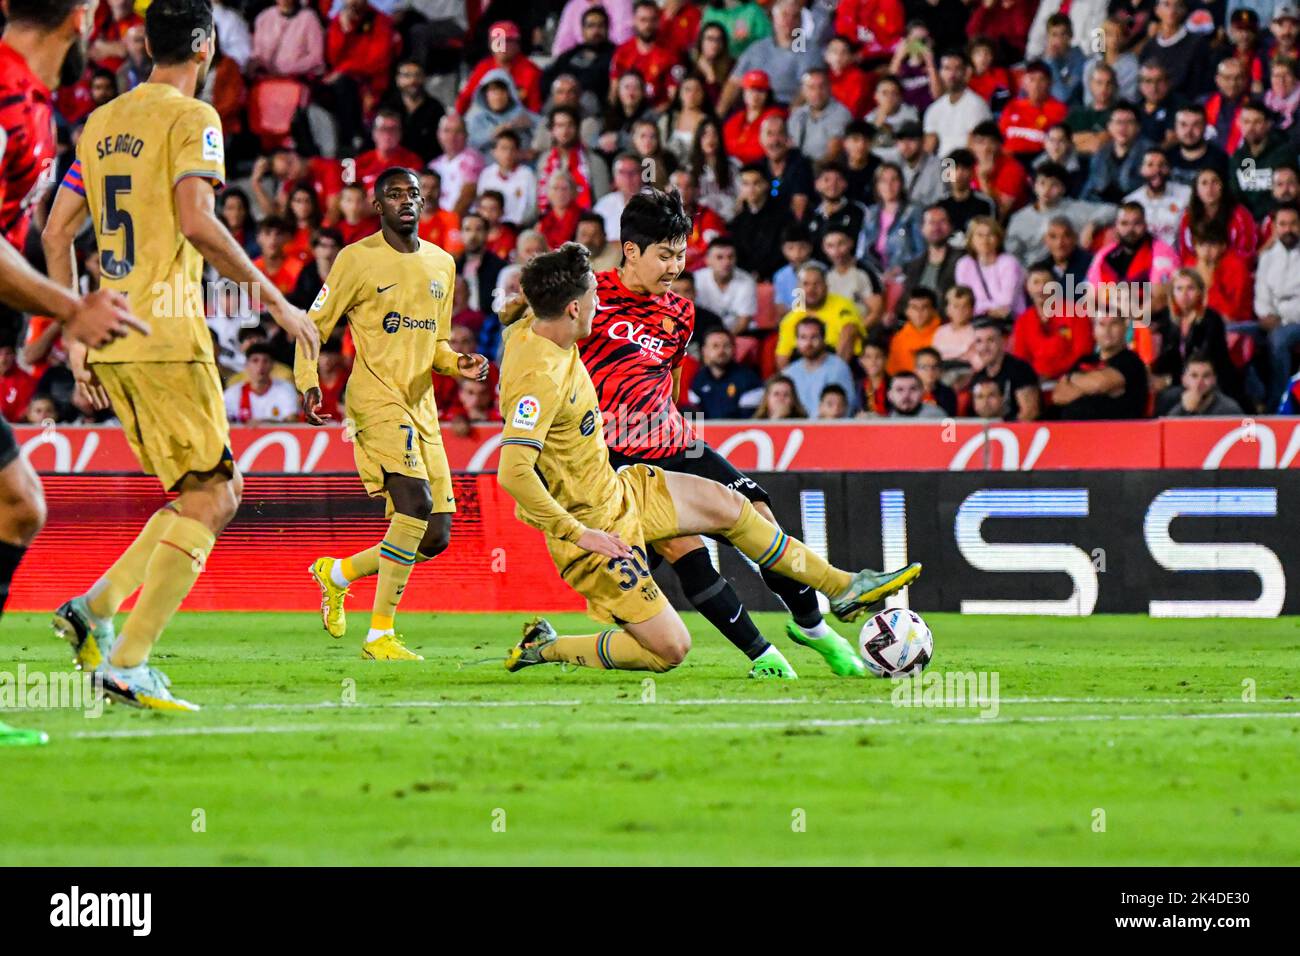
left=370, top=513, right=427, bottom=635
left=760, top=566, right=826, bottom=630
left=723, top=501, right=853, bottom=597
left=335, top=547, right=380, bottom=586
left=112, top=516, right=215, bottom=667
left=542, top=629, right=673, bottom=672
left=0, top=540, right=27, bottom=617
left=673, top=546, right=769, bottom=660
left=86, top=507, right=177, bottom=620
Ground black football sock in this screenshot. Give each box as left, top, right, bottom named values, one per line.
left=672, top=546, right=770, bottom=661
left=761, top=566, right=824, bottom=630
left=0, top=540, right=27, bottom=617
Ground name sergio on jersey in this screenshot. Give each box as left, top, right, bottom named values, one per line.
left=94, top=133, right=146, bottom=160
left=381, top=311, right=439, bottom=334
left=606, top=319, right=668, bottom=357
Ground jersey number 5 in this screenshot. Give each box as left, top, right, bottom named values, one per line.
left=100, top=175, right=135, bottom=279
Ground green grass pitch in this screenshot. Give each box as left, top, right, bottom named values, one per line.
left=2, top=611, right=1299, bottom=866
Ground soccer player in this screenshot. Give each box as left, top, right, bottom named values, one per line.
left=0, top=0, right=147, bottom=745
left=497, top=243, right=920, bottom=674
left=578, top=188, right=874, bottom=679
left=297, top=166, right=490, bottom=661
left=43, top=0, right=320, bottom=711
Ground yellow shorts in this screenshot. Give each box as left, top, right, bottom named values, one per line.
left=547, top=463, right=680, bottom=626
left=352, top=417, right=456, bottom=515
left=93, top=361, right=233, bottom=491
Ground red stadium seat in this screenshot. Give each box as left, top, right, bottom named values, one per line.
left=248, top=78, right=308, bottom=152
left=1227, top=329, right=1256, bottom=369
left=754, top=281, right=776, bottom=328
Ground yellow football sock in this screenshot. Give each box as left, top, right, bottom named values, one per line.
left=371, top=513, right=427, bottom=632
left=85, top=506, right=177, bottom=619
left=340, top=547, right=379, bottom=582
left=542, top=629, right=673, bottom=672
left=722, top=500, right=852, bottom=597
left=111, top=515, right=215, bottom=668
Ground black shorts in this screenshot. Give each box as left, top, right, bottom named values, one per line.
left=607, top=440, right=771, bottom=506
left=0, top=418, right=18, bottom=471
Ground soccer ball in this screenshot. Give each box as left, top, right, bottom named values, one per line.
left=858, top=608, right=933, bottom=678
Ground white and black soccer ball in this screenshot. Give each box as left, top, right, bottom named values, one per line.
left=858, top=608, right=933, bottom=678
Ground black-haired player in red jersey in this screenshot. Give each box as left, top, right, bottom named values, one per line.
left=578, top=189, right=920, bottom=678
left=0, top=1, right=142, bottom=648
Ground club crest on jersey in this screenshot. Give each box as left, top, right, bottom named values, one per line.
left=382, top=311, right=402, bottom=334
left=580, top=409, right=596, bottom=436
left=663, top=316, right=675, bottom=335
left=429, top=279, right=446, bottom=299
left=608, top=320, right=667, bottom=357
left=513, top=395, right=540, bottom=429
left=311, top=283, right=329, bottom=312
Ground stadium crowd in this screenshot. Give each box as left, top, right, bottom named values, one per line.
left=8, top=0, right=1300, bottom=427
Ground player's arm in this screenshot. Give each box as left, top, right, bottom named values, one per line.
left=431, top=262, right=489, bottom=381
left=294, top=254, right=354, bottom=424
left=174, top=176, right=319, bottom=360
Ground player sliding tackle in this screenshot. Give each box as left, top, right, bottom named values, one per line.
left=42, top=0, right=320, bottom=711
left=497, top=243, right=921, bottom=673
left=297, top=167, right=490, bottom=660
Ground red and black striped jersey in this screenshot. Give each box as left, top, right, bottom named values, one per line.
left=579, top=269, right=695, bottom=459
left=0, top=41, right=56, bottom=250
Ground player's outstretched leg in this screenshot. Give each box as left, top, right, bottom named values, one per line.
left=664, top=471, right=921, bottom=624
left=98, top=469, right=243, bottom=712
left=506, top=606, right=689, bottom=673
left=0, top=453, right=46, bottom=617
left=654, top=537, right=797, bottom=679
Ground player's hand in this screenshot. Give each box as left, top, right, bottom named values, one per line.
left=302, top=386, right=331, bottom=425
left=576, top=528, right=635, bottom=560
left=271, top=299, right=320, bottom=361
left=64, top=289, right=150, bottom=348
left=498, top=294, right=528, bottom=327
left=457, top=352, right=490, bottom=382
left=73, top=362, right=111, bottom=411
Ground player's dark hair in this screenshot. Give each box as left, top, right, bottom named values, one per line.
left=521, top=242, right=593, bottom=320
left=145, top=0, right=214, bottom=66
left=373, top=166, right=420, bottom=198
left=619, top=188, right=692, bottom=255
left=6, top=0, right=85, bottom=29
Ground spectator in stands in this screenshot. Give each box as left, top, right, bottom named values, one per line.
left=1274, top=4, right=1300, bottom=65
left=672, top=169, right=725, bottom=271
left=970, top=318, right=1041, bottom=421
left=753, top=374, right=808, bottom=420
left=888, top=288, right=943, bottom=375
left=823, top=228, right=884, bottom=327
left=1088, top=202, right=1179, bottom=315
left=776, top=262, right=865, bottom=368
left=923, top=50, right=990, bottom=162
left=670, top=271, right=723, bottom=341
left=933, top=284, right=982, bottom=372
left=313, top=339, right=348, bottom=423
left=1166, top=105, right=1230, bottom=189
left=1232, top=101, right=1298, bottom=219
left=212, top=1, right=252, bottom=71
left=690, top=328, right=765, bottom=419
left=1141, top=0, right=1212, bottom=100
left=457, top=212, right=507, bottom=317
left=1133, top=63, right=1178, bottom=149
left=335, top=184, right=380, bottom=245
left=937, top=149, right=997, bottom=239
left=432, top=113, right=486, bottom=218
left=837, top=0, right=905, bottom=62
left=967, top=36, right=1012, bottom=110
left=1035, top=122, right=1088, bottom=196
left=219, top=188, right=260, bottom=259
left=1053, top=313, right=1150, bottom=419
left=817, top=383, right=851, bottom=419
left=25, top=395, right=58, bottom=427
left=290, top=228, right=343, bottom=312
left=899, top=205, right=961, bottom=310
left=1158, top=352, right=1244, bottom=415
left=382, top=60, right=445, bottom=163
left=250, top=0, right=325, bottom=79
left=1009, top=264, right=1095, bottom=381
left=789, top=69, right=852, bottom=166
left=757, top=115, right=814, bottom=221
left=476, top=191, right=516, bottom=260
left=659, top=73, right=714, bottom=167
left=915, top=345, right=958, bottom=415
left=225, top=344, right=300, bottom=424
left=806, top=161, right=868, bottom=258
left=353, top=110, right=424, bottom=194
left=537, top=174, right=581, bottom=248
left=1067, top=64, right=1118, bottom=158
left=1040, top=14, right=1087, bottom=107
left=1204, top=57, right=1251, bottom=155
left=459, top=377, right=504, bottom=424
left=577, top=213, right=622, bottom=272
left=1031, top=216, right=1092, bottom=292
left=955, top=216, right=1026, bottom=320
left=254, top=217, right=303, bottom=297
left=629, top=117, right=675, bottom=189
left=729, top=164, right=788, bottom=279
left=1125, top=148, right=1191, bottom=250
left=465, top=71, right=538, bottom=154
left=721, top=0, right=825, bottom=112
left=532, top=74, right=603, bottom=154
left=840, top=120, right=880, bottom=208
left=773, top=224, right=814, bottom=314
left=1083, top=103, right=1152, bottom=203
left=723, top=70, right=785, bottom=167
left=546, top=5, right=618, bottom=104
left=539, top=106, right=609, bottom=216
left=693, top=237, right=757, bottom=335
left=1267, top=57, right=1300, bottom=131
left=855, top=341, right=890, bottom=416
left=478, top=131, right=538, bottom=229
left=1149, top=267, right=1239, bottom=404
left=825, top=33, right=871, bottom=120
left=965, top=0, right=1033, bottom=65
left=1008, top=162, right=1115, bottom=265
left=888, top=22, right=940, bottom=113
left=860, top=162, right=924, bottom=273
left=784, top=317, right=860, bottom=418
left=887, top=370, right=946, bottom=418
left=592, top=153, right=642, bottom=241
left=457, top=20, right=543, bottom=116
left=970, top=376, right=1007, bottom=418
left=116, top=24, right=150, bottom=93
left=415, top=171, right=461, bottom=251
left=1082, top=17, right=1139, bottom=106
left=690, top=20, right=736, bottom=104
left=866, top=76, right=919, bottom=161
left=999, top=61, right=1069, bottom=158
left=0, top=344, right=36, bottom=423
left=89, top=0, right=142, bottom=73
left=894, top=123, right=944, bottom=208
left=554, top=0, right=635, bottom=57
left=324, top=0, right=397, bottom=151
left=691, top=117, right=741, bottom=220
left=600, top=69, right=653, bottom=159
left=1191, top=223, right=1253, bottom=324
left=1255, top=201, right=1300, bottom=406
left=1176, top=166, right=1258, bottom=265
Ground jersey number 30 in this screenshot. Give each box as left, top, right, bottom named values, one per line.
left=100, top=175, right=135, bottom=279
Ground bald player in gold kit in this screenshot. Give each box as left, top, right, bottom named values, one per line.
left=497, top=243, right=921, bottom=673
left=42, top=0, right=319, bottom=710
